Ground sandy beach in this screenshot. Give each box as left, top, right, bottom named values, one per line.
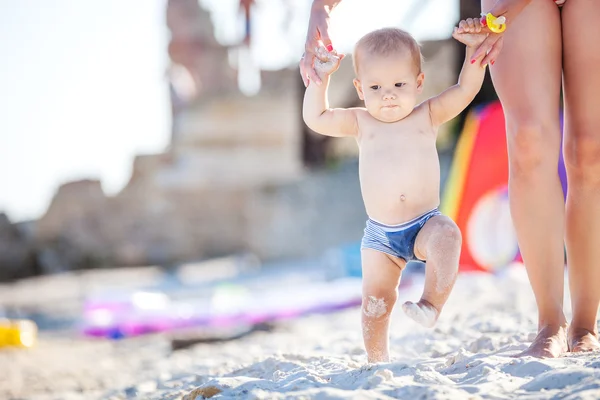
left=1, top=264, right=599, bottom=400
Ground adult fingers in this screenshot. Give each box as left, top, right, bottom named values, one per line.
left=482, top=35, right=504, bottom=65
left=472, top=33, right=500, bottom=62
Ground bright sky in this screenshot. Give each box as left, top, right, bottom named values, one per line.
left=0, top=0, right=457, bottom=223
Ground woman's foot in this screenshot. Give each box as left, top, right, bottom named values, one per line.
left=568, top=327, right=600, bottom=353
left=515, top=324, right=568, bottom=358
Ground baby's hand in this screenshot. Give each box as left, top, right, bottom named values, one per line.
left=313, top=46, right=344, bottom=80
left=453, top=18, right=488, bottom=48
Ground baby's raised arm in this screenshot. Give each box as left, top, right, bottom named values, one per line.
left=302, top=50, right=359, bottom=137
left=427, top=18, right=488, bottom=128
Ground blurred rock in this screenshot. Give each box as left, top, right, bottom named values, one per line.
left=166, top=0, right=235, bottom=97
left=0, top=214, right=39, bottom=281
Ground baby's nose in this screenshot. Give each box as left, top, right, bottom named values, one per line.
left=382, top=92, right=396, bottom=100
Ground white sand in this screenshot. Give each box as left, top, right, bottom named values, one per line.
left=1, top=264, right=600, bottom=400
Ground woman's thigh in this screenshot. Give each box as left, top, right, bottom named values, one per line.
left=482, top=0, right=562, bottom=146
left=561, top=0, right=600, bottom=171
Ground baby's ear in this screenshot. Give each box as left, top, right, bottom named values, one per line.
left=416, top=72, right=425, bottom=93
left=353, top=78, right=364, bottom=100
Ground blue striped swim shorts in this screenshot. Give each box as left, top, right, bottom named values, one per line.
left=361, top=208, right=441, bottom=262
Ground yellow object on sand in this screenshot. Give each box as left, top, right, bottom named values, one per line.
left=0, top=319, right=37, bottom=348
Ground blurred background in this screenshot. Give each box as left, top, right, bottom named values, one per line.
left=0, top=0, right=500, bottom=279
left=1, top=1, right=547, bottom=398
left=0, top=0, right=516, bottom=348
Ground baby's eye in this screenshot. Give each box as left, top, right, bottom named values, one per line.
left=369, top=85, right=380, bottom=90
left=395, top=83, right=406, bottom=88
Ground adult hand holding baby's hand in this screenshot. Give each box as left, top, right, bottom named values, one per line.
left=454, top=15, right=504, bottom=66
left=313, top=48, right=344, bottom=81
left=300, top=2, right=343, bottom=87
left=466, top=0, right=528, bottom=66
left=453, top=18, right=488, bottom=49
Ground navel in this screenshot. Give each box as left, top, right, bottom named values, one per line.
left=400, top=194, right=406, bottom=201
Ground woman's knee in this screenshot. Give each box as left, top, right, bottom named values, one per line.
left=506, top=119, right=561, bottom=176
left=564, top=131, right=600, bottom=179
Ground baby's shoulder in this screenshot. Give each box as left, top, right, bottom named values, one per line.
left=353, top=107, right=371, bottom=131
left=412, top=101, right=437, bottom=127
left=414, top=100, right=433, bottom=117
left=354, top=107, right=370, bottom=120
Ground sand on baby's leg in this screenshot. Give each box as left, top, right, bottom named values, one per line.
left=402, top=215, right=461, bottom=328
left=361, top=249, right=404, bottom=363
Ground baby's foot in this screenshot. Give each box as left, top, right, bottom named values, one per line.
left=402, top=300, right=439, bottom=328
left=515, top=324, right=568, bottom=358
left=568, top=328, right=600, bottom=353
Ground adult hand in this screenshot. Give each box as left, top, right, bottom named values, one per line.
left=300, top=2, right=337, bottom=87
left=472, top=34, right=504, bottom=66
left=455, top=17, right=504, bottom=65
left=470, top=0, right=532, bottom=65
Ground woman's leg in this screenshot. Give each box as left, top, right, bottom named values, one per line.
left=361, top=249, right=404, bottom=363
left=561, top=0, right=600, bottom=353
left=482, top=0, right=567, bottom=357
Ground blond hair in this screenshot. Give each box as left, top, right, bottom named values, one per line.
left=353, top=27, right=423, bottom=75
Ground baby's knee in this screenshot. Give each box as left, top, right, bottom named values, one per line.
left=362, top=290, right=397, bottom=320
left=430, top=217, right=462, bottom=248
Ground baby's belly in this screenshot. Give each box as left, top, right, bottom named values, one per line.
left=359, top=155, right=440, bottom=224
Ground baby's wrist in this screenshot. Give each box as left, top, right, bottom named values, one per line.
left=319, top=71, right=334, bottom=82
left=314, top=70, right=332, bottom=82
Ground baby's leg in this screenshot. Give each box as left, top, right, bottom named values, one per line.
left=403, top=215, right=461, bottom=328
left=361, top=249, right=404, bottom=363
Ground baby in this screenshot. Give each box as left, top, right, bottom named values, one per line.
left=302, top=21, right=488, bottom=363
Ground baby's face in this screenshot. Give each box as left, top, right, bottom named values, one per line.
left=353, top=52, right=424, bottom=123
